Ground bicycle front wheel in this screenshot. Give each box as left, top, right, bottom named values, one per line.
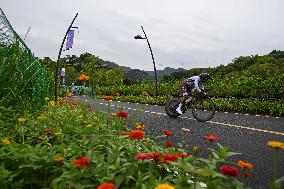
left=192, top=98, right=216, bottom=122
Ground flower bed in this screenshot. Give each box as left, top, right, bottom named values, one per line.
left=1, top=97, right=283, bottom=188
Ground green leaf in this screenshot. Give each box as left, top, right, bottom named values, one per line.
left=269, top=176, right=284, bottom=189
left=114, top=174, right=125, bottom=187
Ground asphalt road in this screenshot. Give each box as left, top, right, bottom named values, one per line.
left=79, top=96, right=284, bottom=189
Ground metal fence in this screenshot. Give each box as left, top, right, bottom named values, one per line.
left=0, top=8, right=49, bottom=112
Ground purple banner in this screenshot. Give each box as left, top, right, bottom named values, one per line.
left=66, top=30, right=75, bottom=50
left=60, top=68, right=65, bottom=77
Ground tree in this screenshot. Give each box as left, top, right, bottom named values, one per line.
left=81, top=54, right=101, bottom=95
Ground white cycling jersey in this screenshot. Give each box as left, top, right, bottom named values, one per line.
left=186, top=76, right=204, bottom=92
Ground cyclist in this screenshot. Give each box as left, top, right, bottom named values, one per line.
left=176, top=73, right=210, bottom=114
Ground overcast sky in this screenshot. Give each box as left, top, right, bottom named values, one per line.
left=2, top=0, right=284, bottom=71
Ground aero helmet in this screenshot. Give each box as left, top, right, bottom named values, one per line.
left=199, top=73, right=210, bottom=80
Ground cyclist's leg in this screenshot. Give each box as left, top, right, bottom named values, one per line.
left=188, top=88, right=199, bottom=102
left=176, top=83, right=190, bottom=114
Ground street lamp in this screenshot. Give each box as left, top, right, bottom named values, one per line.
left=134, top=26, right=158, bottom=98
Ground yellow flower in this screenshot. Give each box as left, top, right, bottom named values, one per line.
left=135, top=122, right=145, bottom=129
left=50, top=101, right=56, bottom=107
left=142, top=91, right=149, bottom=96
left=55, top=132, right=62, bottom=135
left=18, top=117, right=26, bottom=124
left=67, top=92, right=74, bottom=97
left=86, top=124, right=93, bottom=128
left=192, top=146, right=200, bottom=154
left=54, top=155, right=64, bottom=162
left=45, top=97, right=50, bottom=101
left=2, top=138, right=11, bottom=145
left=267, top=141, right=284, bottom=150
left=79, top=115, right=84, bottom=119
left=155, top=184, right=175, bottom=189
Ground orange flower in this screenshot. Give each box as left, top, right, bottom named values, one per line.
left=54, top=155, right=64, bottom=162
left=237, top=160, right=253, bottom=170
left=129, top=130, right=144, bottom=140
left=44, top=127, right=52, bottom=132
left=79, top=74, right=90, bottom=81
left=115, top=92, right=121, bottom=96
left=203, top=135, right=219, bottom=141
left=104, top=96, right=113, bottom=100
left=97, top=183, right=116, bottom=189
left=155, top=183, right=175, bottom=189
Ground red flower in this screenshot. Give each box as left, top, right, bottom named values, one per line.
left=129, top=130, right=144, bottom=140
left=73, top=157, right=90, bottom=168
left=163, top=130, right=172, bottom=136
left=117, top=111, right=128, bottom=118
left=59, top=99, right=69, bottom=105
left=151, top=152, right=161, bottom=161
left=97, top=183, right=116, bottom=189
left=175, top=153, right=188, bottom=158
left=136, top=153, right=152, bottom=160
left=203, top=135, right=219, bottom=141
left=162, top=154, right=177, bottom=163
left=220, top=165, right=238, bottom=177
left=164, top=141, right=174, bottom=147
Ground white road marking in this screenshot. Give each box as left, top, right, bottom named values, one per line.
left=99, top=100, right=283, bottom=136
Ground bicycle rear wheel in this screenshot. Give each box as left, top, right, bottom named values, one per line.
left=192, top=98, right=216, bottom=122
left=165, top=98, right=181, bottom=118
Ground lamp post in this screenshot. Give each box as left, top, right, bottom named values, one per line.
left=54, top=13, right=78, bottom=102
left=134, top=26, right=158, bottom=98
